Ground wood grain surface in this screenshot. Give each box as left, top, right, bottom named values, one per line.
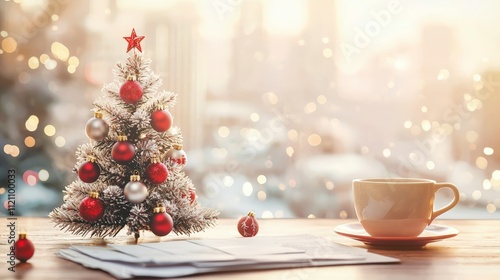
left=1, top=218, right=499, bottom=280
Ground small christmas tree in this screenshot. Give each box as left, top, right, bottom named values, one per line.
left=50, top=29, right=218, bottom=238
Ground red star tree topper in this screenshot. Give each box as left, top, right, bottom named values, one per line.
left=123, top=28, right=145, bottom=53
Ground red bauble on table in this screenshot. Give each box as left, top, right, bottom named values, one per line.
left=78, top=156, right=100, bottom=183
left=112, top=135, right=135, bottom=164
left=237, top=211, right=259, bottom=237
left=120, top=75, right=143, bottom=104
left=145, top=157, right=168, bottom=184
left=79, top=192, right=105, bottom=222
left=150, top=204, right=174, bottom=236
left=151, top=105, right=173, bottom=132
left=15, top=232, right=35, bottom=262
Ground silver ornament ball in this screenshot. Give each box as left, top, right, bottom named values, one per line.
left=85, top=117, right=109, bottom=141
left=124, top=181, right=148, bottom=203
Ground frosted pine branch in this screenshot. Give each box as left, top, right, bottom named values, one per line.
left=141, top=73, right=162, bottom=94
left=101, top=82, right=120, bottom=97
left=126, top=204, right=150, bottom=235
left=102, top=185, right=131, bottom=225
left=50, top=210, right=125, bottom=238
left=173, top=207, right=219, bottom=236
left=93, top=97, right=131, bottom=130
left=135, top=139, right=160, bottom=162
left=140, top=90, right=177, bottom=110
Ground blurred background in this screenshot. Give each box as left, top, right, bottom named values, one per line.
left=1, top=0, right=500, bottom=219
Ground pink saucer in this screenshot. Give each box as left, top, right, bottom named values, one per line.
left=334, top=222, right=459, bottom=247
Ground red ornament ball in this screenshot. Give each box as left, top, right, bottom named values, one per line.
left=79, top=192, right=105, bottom=222
left=150, top=206, right=174, bottom=236
left=78, top=160, right=100, bottom=183
left=151, top=109, right=173, bottom=132
left=237, top=211, right=259, bottom=237
left=15, top=233, right=35, bottom=262
left=145, top=161, right=168, bottom=184
left=120, top=79, right=143, bottom=104
left=112, top=139, right=135, bottom=164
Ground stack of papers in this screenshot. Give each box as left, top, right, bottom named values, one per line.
left=58, top=234, right=399, bottom=279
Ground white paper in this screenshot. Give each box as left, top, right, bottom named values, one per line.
left=57, top=234, right=400, bottom=279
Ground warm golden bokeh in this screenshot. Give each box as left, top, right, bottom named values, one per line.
left=1, top=0, right=500, bottom=218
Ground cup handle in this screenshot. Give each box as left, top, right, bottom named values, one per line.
left=430, top=183, right=460, bottom=224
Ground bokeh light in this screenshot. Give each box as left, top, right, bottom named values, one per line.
left=51, top=42, right=70, bottom=61
left=217, top=126, right=230, bottom=138
left=287, top=129, right=298, bottom=141
left=28, top=56, right=39, bottom=69
left=3, top=144, right=20, bottom=157
left=55, top=136, right=66, bottom=147
left=339, top=210, right=348, bottom=219
left=250, top=113, right=260, bottom=122
left=322, top=48, right=333, bottom=58
left=2, top=37, right=17, bottom=53
left=476, top=157, right=488, bottom=169
left=38, top=169, right=50, bottom=181
left=262, top=211, right=273, bottom=218
left=44, top=125, right=56, bottom=136
left=257, top=175, right=267, bottom=184
left=44, top=59, right=57, bottom=70
left=304, top=102, right=317, bottom=114
left=307, top=134, right=321, bottom=146
left=263, top=92, right=278, bottom=104
left=25, top=115, right=39, bottom=131
left=317, top=95, right=326, bottom=104
left=222, top=175, right=234, bottom=187
left=486, top=204, right=496, bottom=213
left=242, top=182, right=253, bottom=196
left=484, top=147, right=494, bottom=155
left=257, top=191, right=266, bottom=201
left=24, top=136, right=36, bottom=147
left=382, top=148, right=391, bottom=158
left=426, top=161, right=435, bottom=170
left=68, top=56, right=80, bottom=67
left=23, top=170, right=39, bottom=186
left=40, top=54, right=49, bottom=64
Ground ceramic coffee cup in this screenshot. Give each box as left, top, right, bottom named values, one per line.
left=352, top=178, right=460, bottom=237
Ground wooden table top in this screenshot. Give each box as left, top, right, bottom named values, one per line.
left=1, top=218, right=499, bottom=280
